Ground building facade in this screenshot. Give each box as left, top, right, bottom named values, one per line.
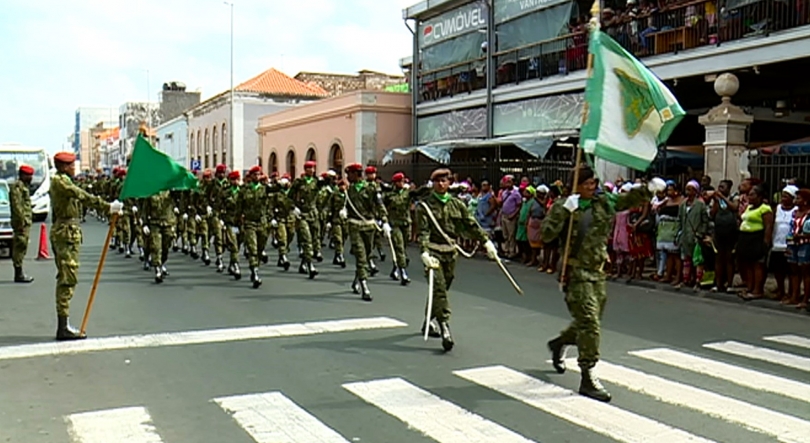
left=73, top=106, right=117, bottom=169
left=401, top=0, right=810, bottom=179
left=257, top=91, right=412, bottom=177
left=187, top=68, right=328, bottom=173
left=159, top=81, right=201, bottom=122
left=156, top=115, right=189, bottom=169
left=294, top=70, right=407, bottom=97
left=110, top=102, right=160, bottom=166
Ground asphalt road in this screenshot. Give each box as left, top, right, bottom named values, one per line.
left=1, top=220, right=809, bottom=443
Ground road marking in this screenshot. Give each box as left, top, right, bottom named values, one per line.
left=454, top=365, right=714, bottom=443
left=343, top=377, right=536, bottom=443
left=764, top=334, right=810, bottom=350
left=631, top=348, right=810, bottom=403
left=0, top=317, right=407, bottom=361
left=214, top=392, right=349, bottom=443
left=567, top=359, right=810, bottom=443
left=703, top=341, right=810, bottom=373
left=66, top=406, right=163, bottom=443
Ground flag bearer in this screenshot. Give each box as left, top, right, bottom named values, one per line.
left=542, top=165, right=665, bottom=402
left=50, top=151, right=122, bottom=340
left=10, top=164, right=35, bottom=283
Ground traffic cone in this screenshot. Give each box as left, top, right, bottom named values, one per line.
left=36, top=223, right=51, bottom=260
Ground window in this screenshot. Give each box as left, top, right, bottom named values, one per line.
left=269, top=151, right=278, bottom=174
left=306, top=146, right=317, bottom=163
left=286, top=148, right=296, bottom=177
left=221, top=123, right=227, bottom=167
left=212, top=125, right=219, bottom=165
left=329, top=143, right=343, bottom=173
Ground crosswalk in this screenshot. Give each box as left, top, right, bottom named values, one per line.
left=62, top=333, right=810, bottom=443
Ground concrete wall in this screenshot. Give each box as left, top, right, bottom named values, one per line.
left=295, top=71, right=405, bottom=97
left=159, top=90, right=201, bottom=122
left=156, top=117, right=189, bottom=168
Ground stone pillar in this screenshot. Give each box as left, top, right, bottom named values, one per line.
left=698, top=73, right=754, bottom=188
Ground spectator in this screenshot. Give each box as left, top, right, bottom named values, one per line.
left=786, top=188, right=810, bottom=309
left=499, top=176, right=522, bottom=259
left=676, top=180, right=709, bottom=290
left=737, top=184, right=773, bottom=300
left=709, top=180, right=738, bottom=293
left=771, top=185, right=797, bottom=301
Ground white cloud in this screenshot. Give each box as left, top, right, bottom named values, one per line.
left=0, top=0, right=415, bottom=150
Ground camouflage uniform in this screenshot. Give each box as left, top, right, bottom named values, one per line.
left=239, top=181, right=268, bottom=286
left=144, top=190, right=175, bottom=282
left=328, top=186, right=347, bottom=266
left=346, top=179, right=388, bottom=300
left=384, top=186, right=413, bottom=284
left=204, top=178, right=227, bottom=271
left=9, top=179, right=33, bottom=282
left=290, top=175, right=321, bottom=277
left=49, top=171, right=110, bottom=339
left=270, top=184, right=294, bottom=270
left=220, top=182, right=242, bottom=278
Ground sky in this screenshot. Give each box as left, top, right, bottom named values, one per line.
left=0, top=0, right=417, bottom=154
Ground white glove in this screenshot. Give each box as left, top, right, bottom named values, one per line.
left=326, top=222, right=332, bottom=231
left=484, top=240, right=498, bottom=260
left=109, top=200, right=123, bottom=215
left=231, top=226, right=239, bottom=235
left=271, top=219, right=278, bottom=228
left=339, top=208, right=348, bottom=219
left=648, top=177, right=667, bottom=193
left=220, top=220, right=225, bottom=228
left=382, top=222, right=392, bottom=236
left=421, top=251, right=440, bottom=269
left=403, top=183, right=411, bottom=190
left=173, top=207, right=179, bottom=214
left=206, top=206, right=213, bottom=215
left=183, top=213, right=188, bottom=221
left=195, top=215, right=202, bottom=223
left=293, top=207, right=302, bottom=218
left=564, top=194, right=580, bottom=213
left=88, top=184, right=93, bottom=189
left=132, top=206, right=138, bottom=213
left=143, top=226, right=150, bottom=235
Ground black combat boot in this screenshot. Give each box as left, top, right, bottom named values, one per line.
left=118, top=243, right=125, bottom=253
left=138, top=247, right=145, bottom=261
left=400, top=268, right=411, bottom=286
left=314, top=251, right=323, bottom=263
left=378, top=248, right=386, bottom=262
left=161, top=264, right=169, bottom=277
left=56, top=316, right=86, bottom=341
left=271, top=237, right=279, bottom=249
left=13, top=266, right=34, bottom=283
left=298, top=261, right=308, bottom=274
left=439, top=321, right=454, bottom=351
left=232, top=262, right=242, bottom=280
left=307, top=261, right=318, bottom=279
left=548, top=337, right=567, bottom=374
left=389, top=266, right=400, bottom=281
left=420, top=319, right=440, bottom=338
left=190, top=245, right=199, bottom=260
left=215, top=255, right=225, bottom=273
left=250, top=266, right=261, bottom=288
left=125, top=245, right=132, bottom=259
left=143, top=258, right=151, bottom=271
left=172, top=238, right=179, bottom=252
left=202, top=249, right=211, bottom=266
left=369, top=259, right=379, bottom=277
left=359, top=279, right=372, bottom=301
left=351, top=277, right=360, bottom=294
left=154, top=265, right=164, bottom=283
left=260, top=251, right=268, bottom=264
left=579, top=368, right=612, bottom=402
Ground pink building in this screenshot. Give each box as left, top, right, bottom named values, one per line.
left=257, top=91, right=411, bottom=177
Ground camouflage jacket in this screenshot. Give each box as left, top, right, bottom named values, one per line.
left=49, top=173, right=109, bottom=243
left=220, top=184, right=241, bottom=226
left=542, top=188, right=651, bottom=275
left=416, top=192, right=488, bottom=254
left=328, top=189, right=347, bottom=224
left=317, top=184, right=336, bottom=218
left=239, top=183, right=267, bottom=224
left=290, top=176, right=319, bottom=214
left=384, top=188, right=412, bottom=227
left=346, top=180, right=388, bottom=227
left=143, top=191, right=174, bottom=227
left=270, top=187, right=294, bottom=221
left=9, top=179, right=32, bottom=230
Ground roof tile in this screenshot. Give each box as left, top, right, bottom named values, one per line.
left=235, top=68, right=329, bottom=98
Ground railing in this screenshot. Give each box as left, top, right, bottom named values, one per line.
left=417, top=0, right=806, bottom=103
left=748, top=151, right=810, bottom=196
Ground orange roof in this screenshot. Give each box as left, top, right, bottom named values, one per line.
left=235, top=68, right=328, bottom=98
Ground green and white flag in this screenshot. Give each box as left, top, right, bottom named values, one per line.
left=580, top=29, right=685, bottom=171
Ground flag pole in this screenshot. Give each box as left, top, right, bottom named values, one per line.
left=80, top=212, right=118, bottom=335
left=559, top=0, right=600, bottom=292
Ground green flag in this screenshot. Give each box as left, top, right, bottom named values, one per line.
left=580, top=29, right=685, bottom=171
left=119, top=134, right=198, bottom=200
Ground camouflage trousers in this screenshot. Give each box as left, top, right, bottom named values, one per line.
left=207, top=216, right=224, bottom=255
left=51, top=223, right=82, bottom=317
left=184, top=215, right=197, bottom=247
left=195, top=214, right=208, bottom=250
left=423, top=251, right=456, bottom=323
left=257, top=225, right=269, bottom=258
left=149, top=225, right=174, bottom=267
left=558, top=274, right=607, bottom=370
left=331, top=221, right=346, bottom=254
left=116, top=214, right=131, bottom=249
left=276, top=222, right=289, bottom=255
left=12, top=226, right=30, bottom=267
left=296, top=213, right=319, bottom=261
left=391, top=224, right=410, bottom=268
left=348, top=224, right=375, bottom=280
left=225, top=224, right=240, bottom=263
left=243, top=221, right=263, bottom=267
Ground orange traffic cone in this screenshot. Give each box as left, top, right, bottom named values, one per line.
left=36, top=223, right=51, bottom=260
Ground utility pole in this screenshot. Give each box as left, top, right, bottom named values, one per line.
left=225, top=1, right=234, bottom=169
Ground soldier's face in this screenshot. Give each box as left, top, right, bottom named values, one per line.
left=433, top=177, right=450, bottom=194
left=305, top=167, right=314, bottom=176
left=577, top=178, right=596, bottom=199
left=394, top=181, right=404, bottom=189
left=19, top=173, right=33, bottom=184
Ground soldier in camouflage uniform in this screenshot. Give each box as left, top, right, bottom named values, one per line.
left=171, top=190, right=186, bottom=253
left=143, top=190, right=175, bottom=283
left=239, top=166, right=267, bottom=287
left=108, top=168, right=122, bottom=250
left=365, top=166, right=386, bottom=264
left=290, top=160, right=321, bottom=278
left=269, top=175, right=293, bottom=270
left=50, top=151, right=122, bottom=340
left=417, top=168, right=498, bottom=352
left=384, top=172, right=414, bottom=285
left=9, top=164, right=34, bottom=283
left=221, top=170, right=243, bottom=279
left=183, top=184, right=200, bottom=259
left=542, top=165, right=665, bottom=402
left=115, top=169, right=134, bottom=258
left=344, top=163, right=391, bottom=301
left=207, top=165, right=229, bottom=272
left=256, top=173, right=271, bottom=265
left=328, top=178, right=347, bottom=268
left=194, top=170, right=212, bottom=265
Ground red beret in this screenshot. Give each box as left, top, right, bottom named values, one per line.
left=270, top=171, right=279, bottom=178
left=281, top=173, right=291, bottom=179
left=54, top=152, right=75, bottom=163
left=228, top=170, right=240, bottom=180
left=392, top=172, right=405, bottom=182
left=320, top=172, right=329, bottom=178
left=203, top=169, right=213, bottom=177
left=345, top=163, right=363, bottom=172
left=304, top=160, right=316, bottom=168
left=118, top=170, right=127, bottom=177
left=365, top=166, right=377, bottom=174
left=215, top=164, right=228, bottom=173
left=249, top=165, right=261, bottom=174
left=19, top=165, right=34, bottom=175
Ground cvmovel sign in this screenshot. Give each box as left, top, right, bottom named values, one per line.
left=418, top=1, right=488, bottom=47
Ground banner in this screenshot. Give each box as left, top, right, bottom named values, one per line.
left=418, top=1, right=488, bottom=47
left=494, top=0, right=571, bottom=23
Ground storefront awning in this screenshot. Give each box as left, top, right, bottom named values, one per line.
left=381, top=130, right=578, bottom=165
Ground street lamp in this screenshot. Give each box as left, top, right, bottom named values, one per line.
left=224, top=1, right=234, bottom=169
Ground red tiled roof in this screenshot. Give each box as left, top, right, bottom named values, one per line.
left=235, top=68, right=329, bottom=98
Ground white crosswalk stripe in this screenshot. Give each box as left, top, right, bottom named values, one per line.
left=703, top=340, right=810, bottom=373
left=631, top=347, right=810, bottom=403
left=343, top=377, right=536, bottom=443
left=66, top=406, right=164, bottom=443
left=566, top=358, right=810, bottom=443
left=764, top=334, right=810, bottom=350
left=214, top=392, right=350, bottom=443
left=454, top=365, right=715, bottom=443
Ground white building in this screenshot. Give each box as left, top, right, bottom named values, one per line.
left=187, top=68, right=327, bottom=173
left=111, top=102, right=160, bottom=166
left=73, top=106, right=117, bottom=169
left=156, top=115, right=189, bottom=169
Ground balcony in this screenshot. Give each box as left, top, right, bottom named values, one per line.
left=416, top=0, right=808, bottom=107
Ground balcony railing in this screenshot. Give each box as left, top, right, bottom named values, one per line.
left=416, top=0, right=806, bottom=103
